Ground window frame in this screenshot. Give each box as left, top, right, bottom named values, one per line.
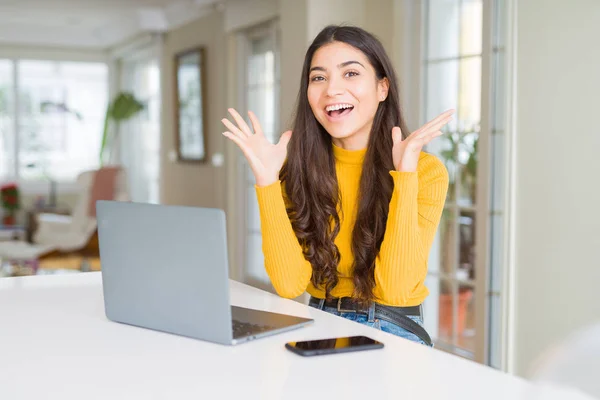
left=0, top=48, right=108, bottom=194
left=418, top=0, right=508, bottom=366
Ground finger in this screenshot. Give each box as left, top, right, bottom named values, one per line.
left=423, top=130, right=444, bottom=143
left=277, top=130, right=292, bottom=148
left=413, top=114, right=452, bottom=136
left=414, top=115, right=453, bottom=139
left=222, top=131, right=255, bottom=161
left=425, top=109, right=455, bottom=128
left=406, top=130, right=442, bottom=150
left=410, top=136, right=429, bottom=151
left=228, top=108, right=253, bottom=137
left=248, top=111, right=264, bottom=137
left=221, top=118, right=247, bottom=140
left=222, top=131, right=245, bottom=148
left=391, top=126, right=403, bottom=144
left=411, top=109, right=455, bottom=137
left=422, top=116, right=452, bottom=135
left=412, top=129, right=444, bottom=144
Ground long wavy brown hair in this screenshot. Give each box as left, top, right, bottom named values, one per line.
left=280, top=25, right=410, bottom=302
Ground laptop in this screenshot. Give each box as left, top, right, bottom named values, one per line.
left=96, top=200, right=313, bottom=345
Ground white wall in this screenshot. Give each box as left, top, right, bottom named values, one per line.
left=279, top=0, right=309, bottom=128
left=307, top=0, right=366, bottom=40
left=224, top=0, right=278, bottom=33
left=513, top=0, right=600, bottom=377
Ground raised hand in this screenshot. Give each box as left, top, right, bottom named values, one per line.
left=221, top=108, right=292, bottom=187
left=391, top=109, right=455, bottom=172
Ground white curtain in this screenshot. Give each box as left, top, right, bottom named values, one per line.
left=117, top=50, right=161, bottom=204
left=0, top=60, right=15, bottom=182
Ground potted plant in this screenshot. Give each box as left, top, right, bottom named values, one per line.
left=1, top=183, right=21, bottom=225
left=437, top=127, right=478, bottom=338
left=99, top=92, right=145, bottom=165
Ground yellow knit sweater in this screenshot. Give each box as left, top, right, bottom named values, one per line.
left=255, top=144, right=449, bottom=306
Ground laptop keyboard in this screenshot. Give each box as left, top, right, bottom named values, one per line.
left=232, top=320, right=275, bottom=338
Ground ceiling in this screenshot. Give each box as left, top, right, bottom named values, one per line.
left=0, top=0, right=222, bottom=49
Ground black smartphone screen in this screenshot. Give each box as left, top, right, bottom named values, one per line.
left=285, top=336, right=384, bottom=356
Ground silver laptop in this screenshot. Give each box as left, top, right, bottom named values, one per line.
left=97, top=200, right=313, bottom=345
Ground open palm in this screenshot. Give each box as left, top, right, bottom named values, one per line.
left=221, top=108, right=292, bottom=187
left=392, top=109, right=455, bottom=172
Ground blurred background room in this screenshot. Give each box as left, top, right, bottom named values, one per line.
left=0, top=0, right=598, bottom=396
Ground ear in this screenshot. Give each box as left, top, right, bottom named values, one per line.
left=378, top=77, right=389, bottom=102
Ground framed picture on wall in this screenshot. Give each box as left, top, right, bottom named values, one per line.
left=174, top=47, right=207, bottom=163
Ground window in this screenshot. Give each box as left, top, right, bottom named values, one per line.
left=422, top=0, right=508, bottom=366
left=0, top=59, right=108, bottom=184
left=422, top=0, right=483, bottom=358
left=119, top=55, right=161, bottom=204
left=235, top=21, right=280, bottom=291
left=487, top=0, right=509, bottom=370
left=0, top=60, right=15, bottom=180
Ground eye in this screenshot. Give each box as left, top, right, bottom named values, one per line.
left=310, top=75, right=325, bottom=82
left=345, top=71, right=359, bottom=78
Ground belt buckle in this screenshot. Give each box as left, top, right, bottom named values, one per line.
left=337, top=297, right=356, bottom=313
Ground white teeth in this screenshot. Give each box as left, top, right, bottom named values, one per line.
left=326, top=103, right=354, bottom=112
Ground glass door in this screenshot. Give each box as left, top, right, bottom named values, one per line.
left=236, top=21, right=280, bottom=291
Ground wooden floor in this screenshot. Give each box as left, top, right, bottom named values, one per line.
left=39, top=255, right=102, bottom=272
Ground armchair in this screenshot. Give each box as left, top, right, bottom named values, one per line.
left=0, top=167, right=129, bottom=269
left=34, top=168, right=129, bottom=252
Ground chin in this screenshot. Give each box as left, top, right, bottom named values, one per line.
left=317, top=117, right=354, bottom=138
left=319, top=126, right=348, bottom=139
left=322, top=121, right=368, bottom=143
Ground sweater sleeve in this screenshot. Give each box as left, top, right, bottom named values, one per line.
left=255, top=181, right=313, bottom=298
left=373, top=154, right=449, bottom=305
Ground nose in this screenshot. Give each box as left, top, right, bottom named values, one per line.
left=326, top=76, right=344, bottom=97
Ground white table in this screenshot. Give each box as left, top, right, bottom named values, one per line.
left=0, top=273, right=593, bottom=400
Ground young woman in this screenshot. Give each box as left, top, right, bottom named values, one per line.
left=222, top=25, right=452, bottom=346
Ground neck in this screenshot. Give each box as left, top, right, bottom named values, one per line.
left=330, top=119, right=374, bottom=150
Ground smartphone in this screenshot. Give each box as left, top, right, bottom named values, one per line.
left=285, top=335, right=384, bottom=357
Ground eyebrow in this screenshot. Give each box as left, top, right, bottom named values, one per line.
left=309, top=60, right=366, bottom=73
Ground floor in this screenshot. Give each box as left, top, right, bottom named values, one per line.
left=39, top=255, right=102, bottom=272
left=0, top=255, right=101, bottom=277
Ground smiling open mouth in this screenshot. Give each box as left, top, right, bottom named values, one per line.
left=326, top=104, right=354, bottom=118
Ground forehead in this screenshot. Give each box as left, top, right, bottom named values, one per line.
left=310, top=41, right=372, bottom=70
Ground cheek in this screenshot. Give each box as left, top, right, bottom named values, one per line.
left=307, top=87, right=322, bottom=114
left=350, top=82, right=379, bottom=109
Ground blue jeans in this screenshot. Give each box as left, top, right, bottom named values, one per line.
left=309, top=299, right=432, bottom=346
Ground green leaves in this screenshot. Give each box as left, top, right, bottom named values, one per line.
left=40, top=101, right=83, bottom=120
left=99, top=92, right=145, bottom=165
left=0, top=86, right=7, bottom=115
left=109, top=92, right=144, bottom=120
